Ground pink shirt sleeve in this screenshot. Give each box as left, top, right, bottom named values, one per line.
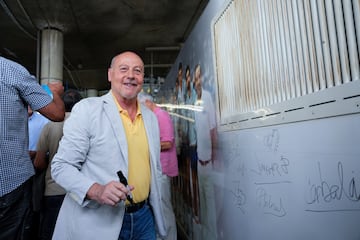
left=154, top=107, right=178, bottom=176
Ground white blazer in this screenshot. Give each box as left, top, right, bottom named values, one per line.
left=51, top=91, right=166, bottom=239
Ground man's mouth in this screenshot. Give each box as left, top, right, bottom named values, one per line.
left=124, top=82, right=137, bottom=87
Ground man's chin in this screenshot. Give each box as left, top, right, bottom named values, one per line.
left=123, top=92, right=140, bottom=101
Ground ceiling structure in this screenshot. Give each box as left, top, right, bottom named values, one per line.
left=0, top=0, right=208, bottom=91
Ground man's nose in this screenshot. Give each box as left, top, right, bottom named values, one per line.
left=127, top=69, right=135, bottom=78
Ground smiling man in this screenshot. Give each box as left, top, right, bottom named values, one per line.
left=51, top=51, right=166, bottom=240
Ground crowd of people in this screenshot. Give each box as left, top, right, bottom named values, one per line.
left=0, top=51, right=217, bottom=240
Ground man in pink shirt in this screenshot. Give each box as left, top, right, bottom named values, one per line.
left=139, top=92, right=178, bottom=240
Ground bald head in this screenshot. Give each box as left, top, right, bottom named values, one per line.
left=110, top=51, right=144, bottom=69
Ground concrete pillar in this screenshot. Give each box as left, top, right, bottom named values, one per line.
left=40, top=28, right=63, bottom=85
left=86, top=89, right=98, bottom=97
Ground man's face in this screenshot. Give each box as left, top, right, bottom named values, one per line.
left=195, top=67, right=202, bottom=95
left=186, top=69, right=191, bottom=89
left=144, top=99, right=153, bottom=110
left=177, top=68, right=183, bottom=83
left=195, top=78, right=201, bottom=94
left=108, top=52, right=144, bottom=101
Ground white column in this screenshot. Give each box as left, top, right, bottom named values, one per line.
left=40, top=28, right=63, bottom=85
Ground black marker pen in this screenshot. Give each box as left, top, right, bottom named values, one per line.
left=117, top=170, right=134, bottom=204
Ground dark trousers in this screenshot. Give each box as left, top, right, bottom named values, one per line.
left=0, top=179, right=33, bottom=240
left=39, top=195, right=65, bottom=240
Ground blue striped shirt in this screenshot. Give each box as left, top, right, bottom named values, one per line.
left=0, top=57, right=52, bottom=196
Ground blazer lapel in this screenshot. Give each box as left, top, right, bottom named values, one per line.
left=102, top=92, right=128, bottom=167
left=140, top=105, right=155, bottom=161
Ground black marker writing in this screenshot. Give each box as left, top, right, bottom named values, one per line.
left=306, top=161, right=360, bottom=211
left=256, top=187, right=286, bottom=217
left=230, top=181, right=246, bottom=214
left=252, top=156, right=290, bottom=177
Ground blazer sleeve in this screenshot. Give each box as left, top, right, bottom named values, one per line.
left=51, top=100, right=96, bottom=206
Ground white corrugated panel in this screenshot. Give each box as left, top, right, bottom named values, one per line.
left=213, top=0, right=360, bottom=130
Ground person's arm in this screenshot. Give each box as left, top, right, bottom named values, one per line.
left=34, top=150, right=48, bottom=170
left=160, top=141, right=172, bottom=151
left=38, top=82, right=65, bottom=121
left=29, top=151, right=37, bottom=161
left=34, top=123, right=50, bottom=170
left=159, top=109, right=175, bottom=151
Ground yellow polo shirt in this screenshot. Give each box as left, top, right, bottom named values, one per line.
left=112, top=93, right=150, bottom=203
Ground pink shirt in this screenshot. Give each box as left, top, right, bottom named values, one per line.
left=154, top=106, right=178, bottom=177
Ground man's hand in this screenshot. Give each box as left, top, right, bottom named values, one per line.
left=48, top=81, right=64, bottom=97
left=38, top=81, right=65, bottom=121
left=86, top=182, right=134, bottom=206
